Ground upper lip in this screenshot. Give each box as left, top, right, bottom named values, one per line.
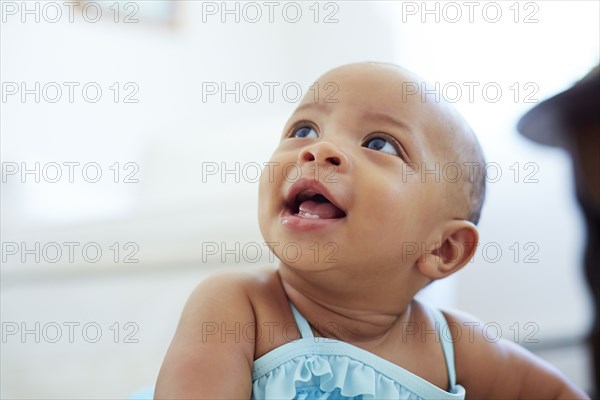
left=285, top=178, right=347, bottom=216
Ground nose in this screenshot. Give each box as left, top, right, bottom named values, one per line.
left=298, top=141, right=350, bottom=172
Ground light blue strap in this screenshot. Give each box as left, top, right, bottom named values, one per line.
left=430, top=308, right=458, bottom=389
left=289, top=303, right=314, bottom=338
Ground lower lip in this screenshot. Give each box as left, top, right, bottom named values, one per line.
left=280, top=209, right=345, bottom=231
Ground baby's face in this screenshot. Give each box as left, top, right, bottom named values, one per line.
left=258, top=64, right=459, bottom=277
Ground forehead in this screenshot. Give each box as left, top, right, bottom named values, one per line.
left=304, top=64, right=419, bottom=110
left=295, top=64, right=449, bottom=132
left=292, top=64, right=456, bottom=157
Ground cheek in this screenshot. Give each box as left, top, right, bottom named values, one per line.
left=353, top=174, right=434, bottom=237
left=257, top=155, right=288, bottom=240
left=258, top=165, right=277, bottom=215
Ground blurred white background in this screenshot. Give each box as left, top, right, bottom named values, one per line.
left=1, top=0, right=598, bottom=398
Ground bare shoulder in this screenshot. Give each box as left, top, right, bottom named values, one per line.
left=185, top=267, right=277, bottom=307
left=175, top=267, right=278, bottom=333
left=155, top=267, right=283, bottom=399
left=441, top=308, right=589, bottom=399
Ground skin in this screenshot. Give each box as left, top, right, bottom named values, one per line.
left=155, top=63, right=589, bottom=399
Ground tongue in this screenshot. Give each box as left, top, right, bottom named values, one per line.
left=298, top=199, right=345, bottom=219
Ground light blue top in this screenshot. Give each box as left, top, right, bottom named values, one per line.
left=252, top=304, right=466, bottom=399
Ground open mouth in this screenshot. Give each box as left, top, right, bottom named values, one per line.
left=287, top=186, right=347, bottom=220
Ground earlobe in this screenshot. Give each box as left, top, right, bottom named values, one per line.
left=417, top=221, right=479, bottom=280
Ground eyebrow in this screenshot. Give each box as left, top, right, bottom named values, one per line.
left=294, top=103, right=411, bottom=132
left=361, top=111, right=412, bottom=134
left=293, top=101, right=333, bottom=115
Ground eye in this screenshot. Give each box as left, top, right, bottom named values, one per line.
left=363, top=134, right=400, bottom=156
left=291, top=125, right=318, bottom=139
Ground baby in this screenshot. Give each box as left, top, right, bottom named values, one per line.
left=155, top=63, right=589, bottom=399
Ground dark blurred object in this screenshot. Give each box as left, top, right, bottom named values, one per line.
left=518, top=65, right=600, bottom=396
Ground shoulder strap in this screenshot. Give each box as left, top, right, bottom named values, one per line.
left=430, top=307, right=458, bottom=390
left=289, top=303, right=314, bottom=338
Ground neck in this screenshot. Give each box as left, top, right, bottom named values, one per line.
left=277, top=264, right=423, bottom=343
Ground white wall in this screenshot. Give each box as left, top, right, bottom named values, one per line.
left=394, top=0, right=598, bottom=341
left=1, top=1, right=597, bottom=397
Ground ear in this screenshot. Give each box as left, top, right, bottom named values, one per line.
left=416, top=220, right=479, bottom=280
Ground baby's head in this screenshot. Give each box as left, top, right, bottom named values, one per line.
left=258, top=62, right=485, bottom=294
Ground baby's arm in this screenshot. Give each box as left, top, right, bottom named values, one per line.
left=154, top=273, right=256, bottom=399
left=445, top=310, right=590, bottom=399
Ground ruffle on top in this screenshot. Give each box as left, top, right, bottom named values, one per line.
left=252, top=304, right=465, bottom=400
left=251, top=339, right=466, bottom=400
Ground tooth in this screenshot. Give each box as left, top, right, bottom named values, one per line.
left=298, top=210, right=320, bottom=219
